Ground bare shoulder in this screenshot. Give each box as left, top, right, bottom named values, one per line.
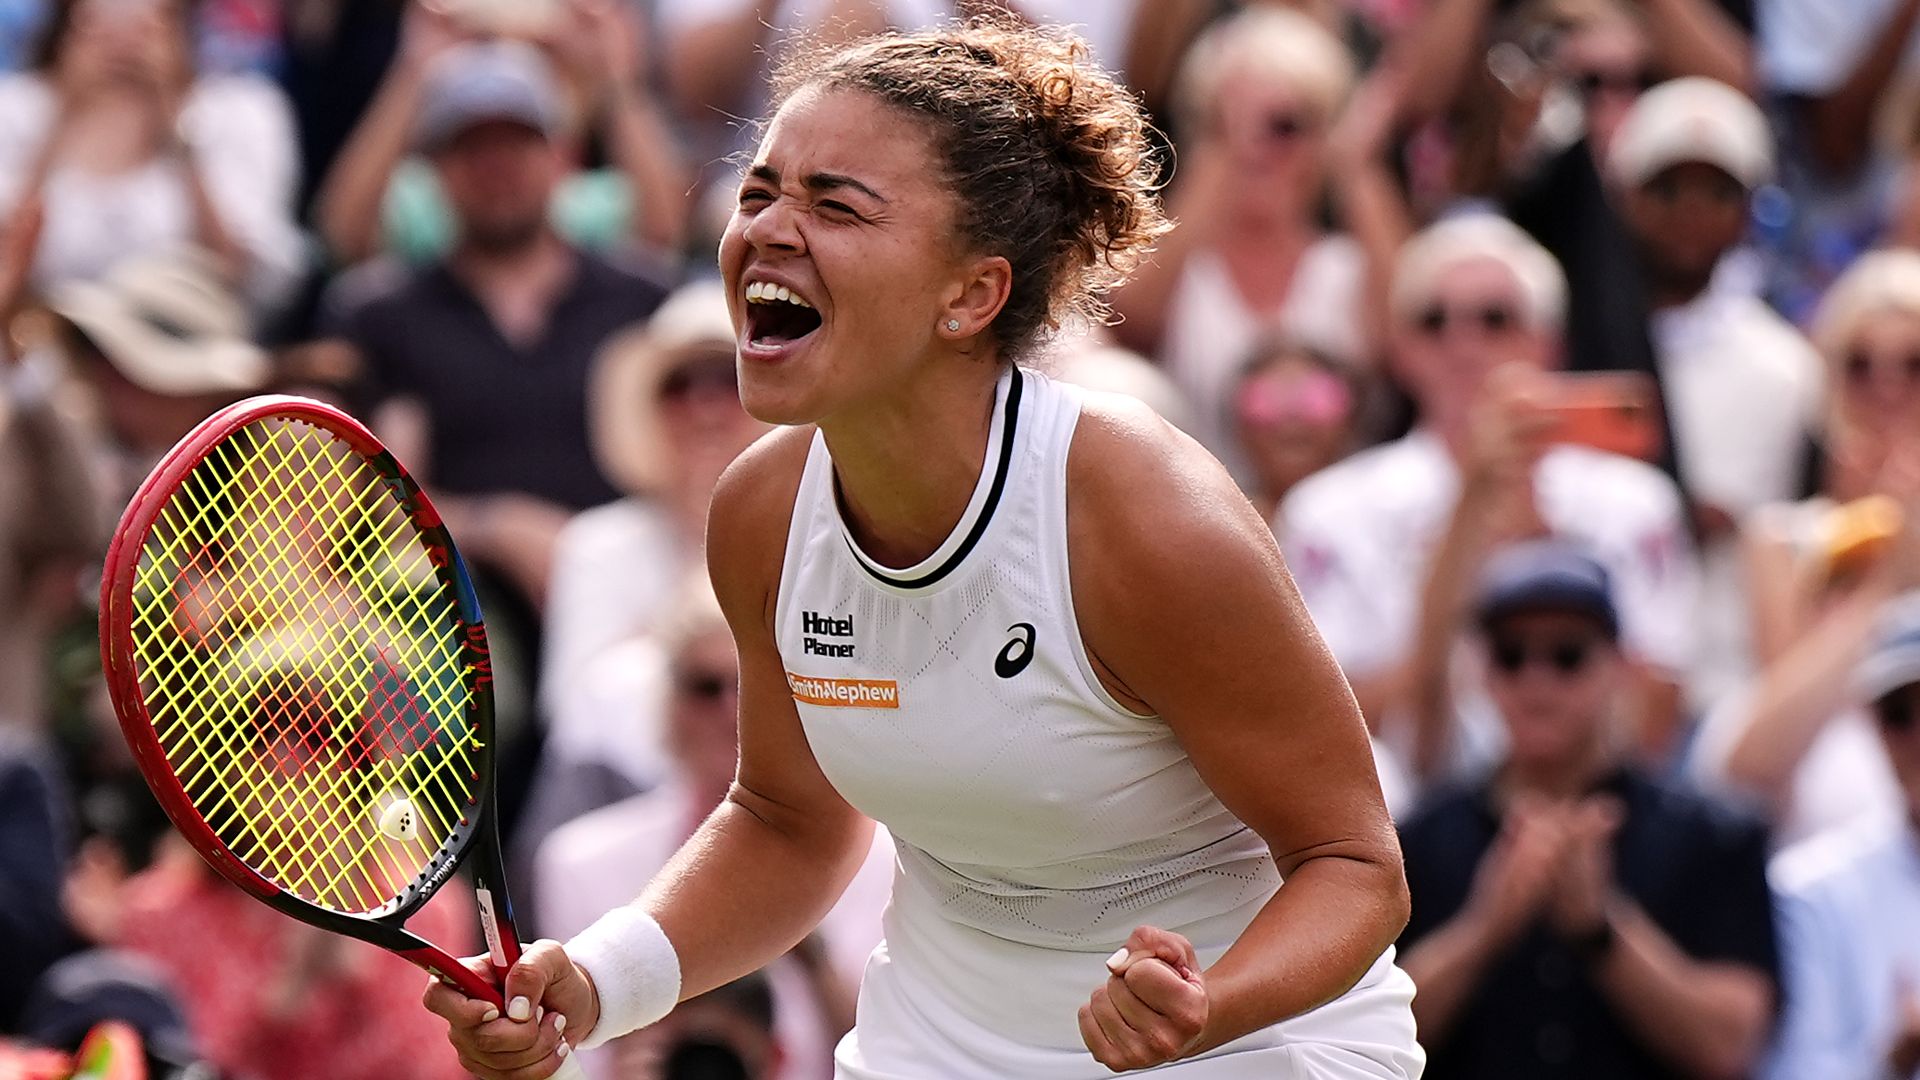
left=706, top=425, right=816, bottom=628
left=1066, top=391, right=1283, bottom=581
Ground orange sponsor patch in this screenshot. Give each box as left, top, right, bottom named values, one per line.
left=786, top=672, right=900, bottom=709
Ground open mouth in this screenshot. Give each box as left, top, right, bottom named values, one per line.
left=744, top=281, right=823, bottom=347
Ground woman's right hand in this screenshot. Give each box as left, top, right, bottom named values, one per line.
left=422, top=941, right=599, bottom=1079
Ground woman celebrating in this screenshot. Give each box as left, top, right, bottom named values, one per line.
left=426, top=20, right=1421, bottom=1079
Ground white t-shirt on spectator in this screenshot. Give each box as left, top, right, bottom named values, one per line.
left=1159, top=238, right=1366, bottom=481
left=1760, top=0, right=1920, bottom=95
left=1763, top=817, right=1920, bottom=1080
left=1690, top=694, right=1905, bottom=850
left=539, top=497, right=692, bottom=787
left=0, top=73, right=304, bottom=314
left=1279, top=431, right=1698, bottom=777
left=536, top=782, right=896, bottom=1080
left=1652, top=269, right=1824, bottom=707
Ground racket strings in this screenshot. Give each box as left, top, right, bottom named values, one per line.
left=127, top=418, right=484, bottom=915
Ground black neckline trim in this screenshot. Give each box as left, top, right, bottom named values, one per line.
left=845, top=367, right=1024, bottom=590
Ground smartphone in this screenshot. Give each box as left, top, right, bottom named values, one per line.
left=1541, top=371, right=1663, bottom=461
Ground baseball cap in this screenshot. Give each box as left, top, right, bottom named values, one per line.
left=1475, top=540, right=1620, bottom=640
left=1608, top=76, right=1773, bottom=191
left=415, top=40, right=565, bottom=152
left=1854, top=593, right=1920, bottom=704
left=49, top=248, right=268, bottom=396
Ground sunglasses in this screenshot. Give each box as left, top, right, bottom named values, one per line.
left=1843, top=350, right=1920, bottom=391
left=1572, top=68, right=1655, bottom=98
left=1415, top=302, right=1522, bottom=338
left=673, top=670, right=737, bottom=702
left=1236, top=367, right=1353, bottom=428
left=1488, top=636, right=1599, bottom=677
left=659, top=359, right=739, bottom=402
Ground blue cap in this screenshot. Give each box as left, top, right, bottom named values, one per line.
left=1854, top=592, right=1920, bottom=703
left=1475, top=540, right=1619, bottom=639
left=416, top=41, right=565, bottom=151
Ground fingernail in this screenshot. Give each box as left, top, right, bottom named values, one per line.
left=508, top=996, right=532, bottom=1022
left=558, top=1040, right=572, bottom=1058
left=536, top=1005, right=545, bottom=1025
left=554, top=1015, right=567, bottom=1035
left=1106, top=948, right=1129, bottom=972
left=480, top=1006, right=500, bottom=1023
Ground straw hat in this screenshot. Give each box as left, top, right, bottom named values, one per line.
left=590, top=279, right=737, bottom=497
left=49, top=249, right=268, bottom=396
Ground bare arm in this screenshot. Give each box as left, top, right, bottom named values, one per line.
left=600, top=85, right=691, bottom=253
left=631, top=430, right=874, bottom=1002
left=1636, top=0, right=1754, bottom=91
left=1104, top=148, right=1226, bottom=356
left=1390, top=0, right=1499, bottom=126
left=1799, top=0, right=1920, bottom=176
left=1072, top=401, right=1407, bottom=1058
left=313, top=4, right=463, bottom=265
left=1589, top=901, right=1774, bottom=1079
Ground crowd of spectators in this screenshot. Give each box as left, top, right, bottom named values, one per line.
left=2, top=0, right=1920, bottom=1077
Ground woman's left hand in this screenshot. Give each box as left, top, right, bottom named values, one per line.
left=1078, top=925, right=1210, bottom=1072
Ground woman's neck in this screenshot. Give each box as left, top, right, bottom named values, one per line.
left=819, top=355, right=1003, bottom=569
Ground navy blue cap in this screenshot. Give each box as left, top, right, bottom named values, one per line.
left=1854, top=592, right=1920, bottom=703
left=1475, top=540, right=1619, bottom=640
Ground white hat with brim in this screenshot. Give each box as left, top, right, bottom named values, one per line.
left=1608, top=76, right=1773, bottom=191
left=590, top=279, right=738, bottom=497
left=50, top=248, right=268, bottom=396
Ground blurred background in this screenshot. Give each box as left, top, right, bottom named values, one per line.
left=2, top=0, right=1919, bottom=1077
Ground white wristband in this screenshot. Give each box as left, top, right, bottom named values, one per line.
left=565, top=906, right=682, bottom=1049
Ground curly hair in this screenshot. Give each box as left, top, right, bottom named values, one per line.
left=771, top=18, right=1172, bottom=358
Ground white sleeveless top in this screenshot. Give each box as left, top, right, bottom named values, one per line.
left=774, top=368, right=1422, bottom=1078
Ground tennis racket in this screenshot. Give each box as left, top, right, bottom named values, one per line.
left=99, top=395, right=586, bottom=1078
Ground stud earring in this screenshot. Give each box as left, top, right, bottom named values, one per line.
left=946, top=319, right=961, bottom=333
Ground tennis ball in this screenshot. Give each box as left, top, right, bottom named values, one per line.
left=377, top=796, right=419, bottom=842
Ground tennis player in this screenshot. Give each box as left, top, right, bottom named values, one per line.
left=426, top=20, right=1423, bottom=1079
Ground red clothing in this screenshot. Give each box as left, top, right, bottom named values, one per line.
left=119, top=863, right=475, bottom=1080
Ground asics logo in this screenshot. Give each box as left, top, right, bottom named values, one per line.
left=995, top=623, right=1036, bottom=679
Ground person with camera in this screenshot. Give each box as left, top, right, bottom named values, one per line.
left=1280, top=213, right=1698, bottom=790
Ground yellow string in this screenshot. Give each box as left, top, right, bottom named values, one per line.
left=127, top=417, right=485, bottom=915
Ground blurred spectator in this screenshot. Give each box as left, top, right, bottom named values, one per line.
left=1280, top=214, right=1697, bottom=787
left=18, top=951, right=203, bottom=1076
left=535, top=280, right=768, bottom=797
left=0, top=336, right=102, bottom=733
left=1607, top=76, right=1824, bottom=702
left=278, top=0, right=402, bottom=216
left=1398, top=540, right=1777, bottom=1080
left=113, top=833, right=472, bottom=1080
left=1758, top=0, right=1920, bottom=321
left=1763, top=595, right=1920, bottom=1079
left=324, top=38, right=671, bottom=608
left=612, top=972, right=782, bottom=1080
left=0, top=0, right=304, bottom=314
left=1109, top=6, right=1366, bottom=480
left=536, top=577, right=892, bottom=1080
left=0, top=728, right=73, bottom=1031
left=1609, top=77, right=1819, bottom=533
left=1691, top=250, right=1920, bottom=845
left=1229, top=332, right=1367, bottom=526
left=47, top=247, right=269, bottom=501
left=316, top=0, right=690, bottom=266
left=1047, top=337, right=1196, bottom=436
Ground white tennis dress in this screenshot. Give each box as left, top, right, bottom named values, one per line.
left=773, top=366, right=1424, bottom=1078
